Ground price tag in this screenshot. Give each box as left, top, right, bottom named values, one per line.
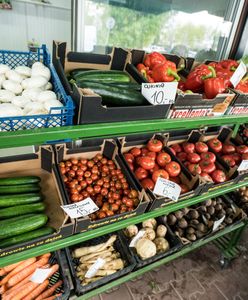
left=30, top=268, right=52, bottom=283
left=85, top=258, right=105, bottom=278
left=129, top=230, right=145, bottom=247
left=153, top=178, right=181, bottom=202
left=237, top=160, right=248, bottom=172
left=61, top=198, right=99, bottom=219
left=212, top=215, right=225, bottom=232
left=230, top=61, right=247, bottom=88
left=141, top=82, right=178, bottom=105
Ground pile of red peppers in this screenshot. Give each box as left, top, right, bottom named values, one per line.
left=136, top=52, right=180, bottom=83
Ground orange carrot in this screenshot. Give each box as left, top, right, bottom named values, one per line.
left=0, top=284, right=7, bottom=294
left=36, top=280, right=62, bottom=300
left=22, top=279, right=50, bottom=300
left=7, top=257, right=49, bottom=287
left=11, top=281, right=39, bottom=300
left=0, top=257, right=36, bottom=286
left=42, top=294, right=62, bottom=300
left=37, top=253, right=51, bottom=260
left=0, top=261, right=22, bottom=276
left=2, top=275, right=32, bottom=299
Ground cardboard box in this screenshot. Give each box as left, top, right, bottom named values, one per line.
left=167, top=130, right=239, bottom=194
left=126, top=49, right=235, bottom=119
left=118, top=132, right=202, bottom=211
left=0, top=146, right=74, bottom=258
left=52, top=41, right=170, bottom=124
left=55, top=139, right=150, bottom=234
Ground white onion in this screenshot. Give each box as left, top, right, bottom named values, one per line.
left=0, top=64, right=10, bottom=75
left=31, top=66, right=51, bottom=81
left=2, top=80, right=22, bottom=95
left=22, top=88, right=42, bottom=101
left=24, top=102, right=46, bottom=115
left=5, top=70, right=23, bottom=83
left=22, top=77, right=47, bottom=90
left=12, top=96, right=30, bottom=108
left=32, top=62, right=45, bottom=69
left=0, top=103, right=23, bottom=117
left=15, top=66, right=31, bottom=78
left=44, top=99, right=63, bottom=114
left=37, top=91, right=57, bottom=103
left=0, top=90, right=15, bottom=102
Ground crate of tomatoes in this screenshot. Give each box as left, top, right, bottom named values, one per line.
left=167, top=129, right=239, bottom=193
left=55, top=138, right=150, bottom=233
left=119, top=132, right=202, bottom=211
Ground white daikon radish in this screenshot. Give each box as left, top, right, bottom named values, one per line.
left=45, top=82, right=53, bottom=90
left=12, top=96, right=30, bottom=108
left=0, top=64, right=10, bottom=75
left=22, top=76, right=47, bottom=90
left=32, top=62, right=44, bottom=69
left=22, top=88, right=42, bottom=101
left=24, top=102, right=46, bottom=115
left=0, top=90, right=15, bottom=102
left=0, top=103, right=23, bottom=117
left=37, top=91, right=57, bottom=103
left=31, top=66, right=51, bottom=81
left=15, top=66, right=31, bottom=78
left=5, top=70, right=23, bottom=83
left=44, top=99, right=63, bottom=114
left=0, top=74, right=5, bottom=88
left=2, top=80, right=22, bottom=95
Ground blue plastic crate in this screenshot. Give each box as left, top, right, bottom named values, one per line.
left=0, top=45, right=74, bottom=131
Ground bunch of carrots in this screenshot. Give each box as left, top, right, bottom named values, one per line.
left=0, top=253, right=63, bottom=300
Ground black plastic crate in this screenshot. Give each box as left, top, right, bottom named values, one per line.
left=65, top=233, right=136, bottom=295
left=120, top=219, right=182, bottom=269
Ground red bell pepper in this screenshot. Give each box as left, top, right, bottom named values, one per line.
left=184, top=65, right=215, bottom=93
left=137, top=63, right=148, bottom=79
left=218, top=59, right=239, bottom=71
left=143, top=52, right=166, bottom=69
left=178, top=80, right=186, bottom=91
left=235, top=77, right=248, bottom=94
left=151, top=60, right=180, bottom=82
left=204, top=77, right=226, bottom=99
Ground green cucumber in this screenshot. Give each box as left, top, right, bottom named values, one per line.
left=0, top=176, right=41, bottom=186
left=0, top=213, right=48, bottom=239
left=77, top=81, right=148, bottom=107
left=0, top=184, right=40, bottom=195
left=72, top=70, right=131, bottom=83
left=0, top=193, right=42, bottom=207
left=0, top=226, right=54, bottom=248
left=81, top=80, right=141, bottom=90
left=0, top=203, right=45, bottom=219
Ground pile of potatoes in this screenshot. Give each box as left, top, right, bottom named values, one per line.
left=124, top=219, right=170, bottom=260
left=237, top=187, right=248, bottom=213
left=164, top=198, right=239, bottom=242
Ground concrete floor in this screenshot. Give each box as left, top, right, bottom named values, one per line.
left=90, top=228, right=248, bottom=300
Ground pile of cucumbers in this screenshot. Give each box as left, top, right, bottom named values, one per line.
left=69, top=69, right=149, bottom=107
left=0, top=176, right=54, bottom=248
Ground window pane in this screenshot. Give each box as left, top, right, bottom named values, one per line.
left=78, top=0, right=239, bottom=61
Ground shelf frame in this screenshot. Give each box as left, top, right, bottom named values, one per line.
left=0, top=115, right=246, bottom=148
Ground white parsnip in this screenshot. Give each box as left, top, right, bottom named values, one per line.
left=79, top=247, right=114, bottom=262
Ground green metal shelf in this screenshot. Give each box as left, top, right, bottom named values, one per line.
left=76, top=221, right=245, bottom=300
left=0, top=178, right=247, bottom=268
left=0, top=115, right=247, bottom=148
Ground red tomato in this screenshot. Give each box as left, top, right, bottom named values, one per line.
left=195, top=142, right=208, bottom=153
left=149, top=163, right=160, bottom=174
left=200, top=152, right=216, bottom=163
left=147, top=139, right=163, bottom=152
left=187, top=153, right=201, bottom=163
left=134, top=167, right=148, bottom=180
left=170, top=143, right=182, bottom=153
left=207, top=138, right=222, bottom=152
left=152, top=169, right=169, bottom=182
left=231, top=153, right=242, bottom=164
left=188, top=163, right=201, bottom=175
left=180, top=184, right=189, bottom=194
left=157, top=152, right=171, bottom=167
left=199, top=161, right=216, bottom=174
left=130, top=147, right=141, bottom=157
left=169, top=147, right=176, bottom=156
left=222, top=155, right=236, bottom=167
left=200, top=172, right=213, bottom=181
left=165, top=161, right=181, bottom=177
left=242, top=153, right=248, bottom=160
left=124, top=153, right=134, bottom=163
left=141, top=148, right=149, bottom=156
left=177, top=152, right=187, bottom=162
left=138, top=156, right=155, bottom=170
left=222, top=144, right=236, bottom=154
left=236, top=145, right=248, bottom=154
left=169, top=177, right=181, bottom=184
left=182, top=142, right=195, bottom=154
left=141, top=178, right=155, bottom=190
left=147, top=152, right=156, bottom=161
left=211, top=170, right=226, bottom=183
left=128, top=162, right=134, bottom=171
